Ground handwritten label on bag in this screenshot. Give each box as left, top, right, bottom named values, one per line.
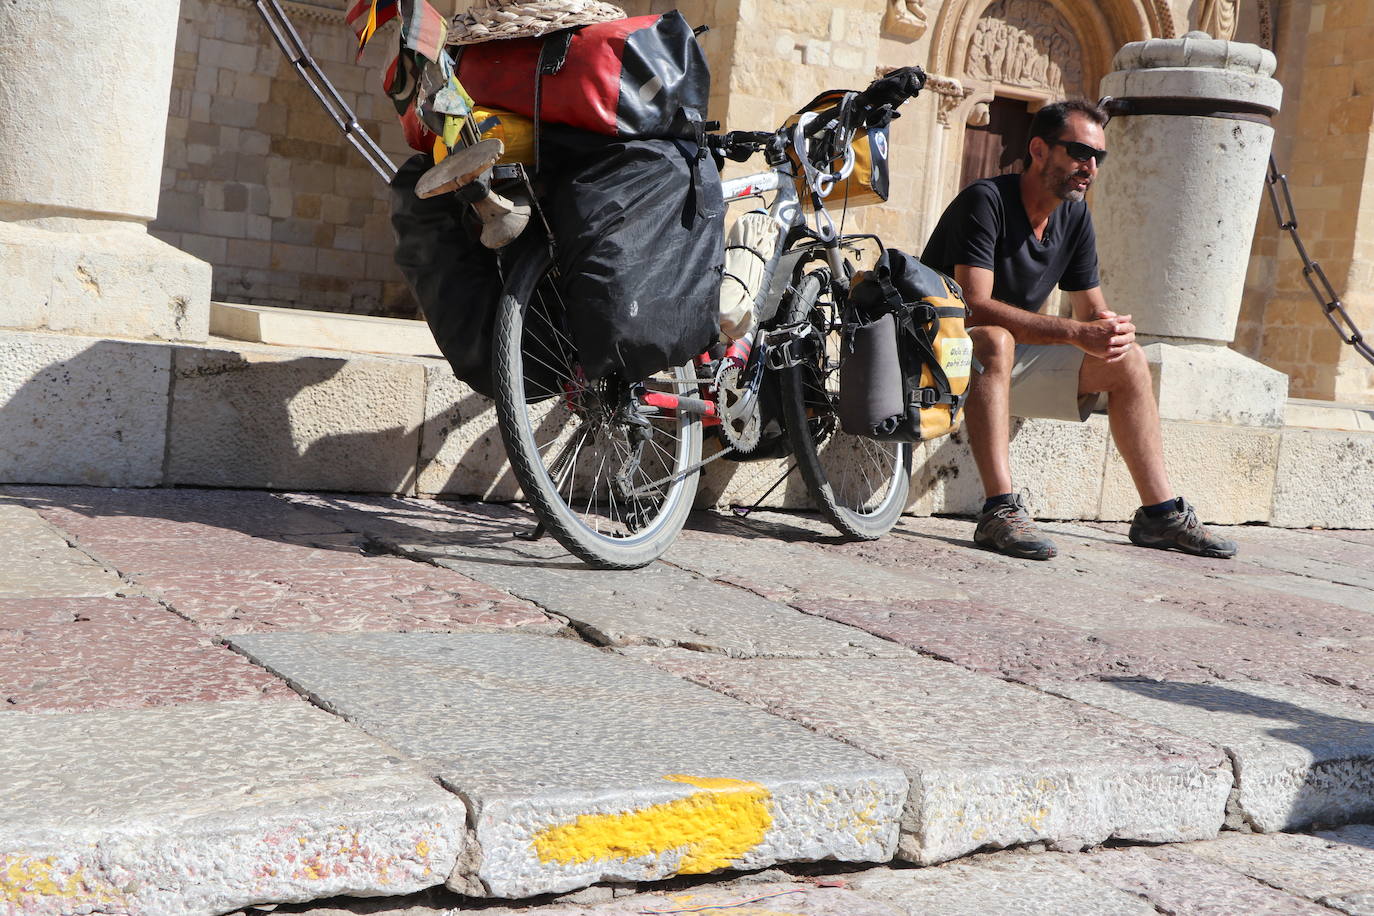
left=939, top=337, right=973, bottom=378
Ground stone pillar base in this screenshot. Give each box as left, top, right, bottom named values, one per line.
left=0, top=222, right=210, bottom=343
left=1144, top=342, right=1289, bottom=428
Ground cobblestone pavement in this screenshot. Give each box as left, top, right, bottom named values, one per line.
left=0, top=485, right=1370, bottom=915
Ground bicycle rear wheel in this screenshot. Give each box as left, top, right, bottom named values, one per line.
left=778, top=268, right=911, bottom=539
left=492, top=246, right=703, bottom=569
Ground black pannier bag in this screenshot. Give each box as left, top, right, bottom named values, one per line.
left=839, top=248, right=973, bottom=442
left=389, top=153, right=504, bottom=398
left=543, top=134, right=725, bottom=382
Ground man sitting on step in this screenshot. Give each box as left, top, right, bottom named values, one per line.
left=920, top=99, right=1237, bottom=561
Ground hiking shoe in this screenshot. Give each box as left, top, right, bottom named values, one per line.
left=974, top=495, right=1057, bottom=560
left=1129, top=498, right=1238, bottom=558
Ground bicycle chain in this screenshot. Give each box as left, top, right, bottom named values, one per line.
left=1265, top=155, right=1374, bottom=367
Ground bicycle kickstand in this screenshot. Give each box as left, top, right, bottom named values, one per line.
left=730, top=461, right=798, bottom=519
left=516, top=521, right=547, bottom=541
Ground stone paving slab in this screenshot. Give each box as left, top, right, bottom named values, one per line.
left=5, top=484, right=354, bottom=539
left=0, top=502, right=125, bottom=598
left=1065, top=846, right=1336, bottom=915
left=280, top=497, right=913, bottom=658
left=1178, top=824, right=1374, bottom=912
left=662, top=513, right=967, bottom=605
left=139, top=563, right=559, bottom=636
left=628, top=649, right=1231, bottom=865
left=846, top=854, right=1160, bottom=916
left=226, top=632, right=909, bottom=899
left=0, top=700, right=466, bottom=916
left=1046, top=679, right=1374, bottom=832
left=0, top=597, right=295, bottom=710
left=480, top=881, right=906, bottom=916
left=1225, top=525, right=1374, bottom=591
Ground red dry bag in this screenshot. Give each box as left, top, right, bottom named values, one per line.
left=453, top=11, right=710, bottom=141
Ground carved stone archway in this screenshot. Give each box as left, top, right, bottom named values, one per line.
left=913, top=0, right=1169, bottom=241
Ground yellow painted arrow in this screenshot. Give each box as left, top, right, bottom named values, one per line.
left=531, top=775, right=773, bottom=874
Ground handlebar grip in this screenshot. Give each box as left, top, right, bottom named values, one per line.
left=854, top=65, right=927, bottom=112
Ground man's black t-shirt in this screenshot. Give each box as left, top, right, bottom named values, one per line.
left=921, top=173, right=1099, bottom=313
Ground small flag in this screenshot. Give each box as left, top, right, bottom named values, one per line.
left=399, top=0, right=448, bottom=61
left=346, top=0, right=398, bottom=59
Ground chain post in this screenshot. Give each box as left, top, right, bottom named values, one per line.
left=1265, top=154, right=1374, bottom=367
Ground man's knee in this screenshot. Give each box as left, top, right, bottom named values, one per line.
left=1087, top=343, right=1151, bottom=394
left=970, top=326, right=1014, bottom=374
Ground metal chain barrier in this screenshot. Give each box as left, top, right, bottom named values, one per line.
left=1265, top=155, right=1374, bottom=366
left=254, top=0, right=398, bottom=184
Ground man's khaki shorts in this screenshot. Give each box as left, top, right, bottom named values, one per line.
left=1007, top=344, right=1106, bottom=422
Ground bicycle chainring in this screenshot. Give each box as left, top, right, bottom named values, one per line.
left=716, top=363, right=762, bottom=452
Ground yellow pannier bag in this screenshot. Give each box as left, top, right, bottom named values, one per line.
left=839, top=249, right=973, bottom=442
left=784, top=88, right=891, bottom=209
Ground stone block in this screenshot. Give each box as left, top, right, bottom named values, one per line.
left=914, top=416, right=1109, bottom=519
left=209, top=301, right=440, bottom=357
left=165, top=343, right=426, bottom=493
left=1048, top=679, right=1374, bottom=833
left=0, top=701, right=466, bottom=916
left=226, top=632, right=909, bottom=899
left=1272, top=427, right=1374, bottom=528
left=0, top=331, right=171, bottom=487
left=1100, top=419, right=1280, bottom=524
left=415, top=365, right=517, bottom=499
left=0, top=222, right=211, bottom=342
left=1145, top=342, right=1289, bottom=427
left=633, top=651, right=1232, bottom=866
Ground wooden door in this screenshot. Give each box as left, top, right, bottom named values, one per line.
left=960, top=97, right=1033, bottom=188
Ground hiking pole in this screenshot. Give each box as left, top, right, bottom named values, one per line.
left=253, top=0, right=398, bottom=184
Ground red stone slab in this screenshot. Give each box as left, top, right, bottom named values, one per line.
left=795, top=597, right=1210, bottom=683
left=829, top=518, right=1374, bottom=638
left=7, top=485, right=350, bottom=539
left=799, top=594, right=1374, bottom=709
left=142, top=564, right=553, bottom=635
left=0, top=597, right=295, bottom=711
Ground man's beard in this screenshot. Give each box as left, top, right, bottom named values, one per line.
left=1046, top=166, right=1092, bottom=202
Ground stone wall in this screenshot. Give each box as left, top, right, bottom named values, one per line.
left=153, top=0, right=418, bottom=318
left=1235, top=0, right=1374, bottom=403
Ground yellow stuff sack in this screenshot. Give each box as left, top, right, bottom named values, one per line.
left=838, top=249, right=972, bottom=442
left=784, top=88, right=891, bottom=209
left=433, top=106, right=537, bottom=166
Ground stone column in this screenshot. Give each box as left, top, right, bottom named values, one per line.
left=1094, top=32, right=1289, bottom=427
left=0, top=0, right=210, bottom=341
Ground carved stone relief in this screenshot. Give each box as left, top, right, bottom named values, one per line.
left=966, top=0, right=1084, bottom=98
left=1197, top=0, right=1239, bottom=41
left=884, top=0, right=929, bottom=40
left=923, top=73, right=974, bottom=127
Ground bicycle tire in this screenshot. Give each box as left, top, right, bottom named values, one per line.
left=492, top=245, right=703, bottom=569
left=778, top=268, right=912, bottom=539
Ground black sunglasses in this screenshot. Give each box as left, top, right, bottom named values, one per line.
left=1048, top=139, right=1108, bottom=165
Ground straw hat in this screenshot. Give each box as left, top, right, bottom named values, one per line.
left=448, top=0, right=626, bottom=45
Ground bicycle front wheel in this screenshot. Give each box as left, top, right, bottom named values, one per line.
left=492, top=247, right=703, bottom=569
left=779, top=268, right=912, bottom=539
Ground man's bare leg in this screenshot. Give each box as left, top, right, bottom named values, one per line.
left=1078, top=343, right=1173, bottom=506
left=965, top=327, right=1058, bottom=559
left=965, top=326, right=1015, bottom=498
